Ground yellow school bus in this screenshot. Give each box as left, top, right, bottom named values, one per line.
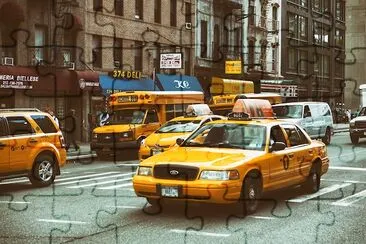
left=91, top=91, right=204, bottom=157
left=209, top=93, right=282, bottom=116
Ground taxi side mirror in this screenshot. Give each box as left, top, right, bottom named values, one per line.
left=176, top=138, right=184, bottom=146
left=270, top=142, right=286, bottom=152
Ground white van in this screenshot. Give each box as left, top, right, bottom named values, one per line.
left=272, top=102, right=334, bottom=145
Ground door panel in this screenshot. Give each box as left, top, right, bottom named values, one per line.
left=0, top=138, right=10, bottom=173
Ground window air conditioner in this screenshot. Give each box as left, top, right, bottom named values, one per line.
left=68, top=62, right=75, bottom=70
left=185, top=22, right=192, bottom=30
left=2, top=57, right=14, bottom=66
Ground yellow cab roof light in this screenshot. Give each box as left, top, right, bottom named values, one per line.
left=185, top=104, right=213, bottom=117
left=228, top=99, right=276, bottom=120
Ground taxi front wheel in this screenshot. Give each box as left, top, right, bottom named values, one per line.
left=29, top=155, right=56, bottom=187
left=240, top=175, right=262, bottom=214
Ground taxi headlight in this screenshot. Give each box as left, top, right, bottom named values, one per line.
left=350, top=121, right=355, bottom=127
left=93, top=133, right=98, bottom=139
left=137, top=166, right=152, bottom=176
left=200, top=170, right=239, bottom=180
left=122, top=131, right=132, bottom=138
left=140, top=139, right=146, bottom=146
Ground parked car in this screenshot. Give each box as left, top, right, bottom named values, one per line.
left=0, top=108, right=67, bottom=186
left=349, top=107, right=366, bottom=144
left=272, top=102, right=334, bottom=145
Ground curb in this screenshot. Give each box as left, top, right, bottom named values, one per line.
left=66, top=153, right=97, bottom=161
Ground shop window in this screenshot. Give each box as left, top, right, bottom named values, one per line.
left=135, top=0, right=143, bottom=20
left=134, top=41, right=143, bottom=71
left=154, top=0, right=161, bottom=24
left=7, top=117, right=34, bottom=136
left=200, top=20, right=208, bottom=58
left=115, top=0, right=123, bottom=16
left=93, top=0, right=103, bottom=12
left=35, top=25, right=47, bottom=63
left=92, top=35, right=102, bottom=68
left=113, top=38, right=123, bottom=67
left=170, top=0, right=177, bottom=27
left=31, top=115, right=58, bottom=133
left=185, top=2, right=192, bottom=24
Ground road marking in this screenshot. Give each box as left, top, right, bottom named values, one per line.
left=287, top=183, right=352, bottom=203
left=37, top=219, right=88, bottom=225
left=97, top=182, right=133, bottom=190
left=322, top=179, right=366, bottom=184
left=67, top=177, right=133, bottom=188
left=329, top=166, right=366, bottom=172
left=108, top=205, right=140, bottom=209
left=170, top=229, right=230, bottom=237
left=57, top=172, right=134, bottom=186
left=328, top=149, right=366, bottom=159
left=0, top=201, right=30, bottom=204
left=55, top=171, right=120, bottom=182
left=248, top=215, right=276, bottom=220
left=0, top=179, right=29, bottom=185
left=332, top=189, right=366, bottom=207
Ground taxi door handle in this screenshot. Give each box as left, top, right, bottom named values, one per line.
left=288, top=153, right=294, bottom=158
left=29, top=138, right=38, bottom=143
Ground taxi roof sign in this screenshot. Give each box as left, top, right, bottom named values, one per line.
left=231, top=99, right=275, bottom=119
left=185, top=104, right=213, bottom=117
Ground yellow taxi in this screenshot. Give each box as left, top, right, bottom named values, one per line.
left=139, top=104, right=226, bottom=160
left=0, top=108, right=67, bottom=187
left=133, top=99, right=329, bottom=213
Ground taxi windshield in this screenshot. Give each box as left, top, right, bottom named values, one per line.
left=273, top=105, right=303, bottom=119
left=156, top=120, right=201, bottom=133
left=183, top=123, right=267, bottom=151
left=108, top=109, right=146, bottom=125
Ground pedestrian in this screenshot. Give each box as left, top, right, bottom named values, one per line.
left=346, top=109, right=351, bottom=122
left=65, top=109, right=80, bottom=152
left=98, top=109, right=110, bottom=126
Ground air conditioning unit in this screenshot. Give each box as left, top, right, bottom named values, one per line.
left=67, top=62, right=75, bottom=70
left=114, top=60, right=120, bottom=68
left=185, top=22, right=192, bottom=30
left=2, top=57, right=14, bottom=66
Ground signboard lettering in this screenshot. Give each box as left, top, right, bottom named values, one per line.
left=174, top=80, right=190, bottom=89
left=112, top=70, right=142, bottom=79
left=160, top=53, right=183, bottom=69
left=0, top=74, right=39, bottom=89
left=225, top=61, right=242, bottom=74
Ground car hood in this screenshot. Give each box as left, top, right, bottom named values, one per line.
left=93, top=124, right=142, bottom=133
left=146, top=132, right=190, bottom=147
left=141, top=147, right=266, bottom=168
left=351, top=116, right=366, bottom=123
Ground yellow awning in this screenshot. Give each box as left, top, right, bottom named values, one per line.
left=210, top=77, right=254, bottom=95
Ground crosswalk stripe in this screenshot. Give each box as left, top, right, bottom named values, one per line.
left=55, top=171, right=120, bottom=182
left=329, top=166, right=366, bottom=172
left=56, top=172, right=134, bottom=186
left=287, top=183, right=352, bottom=203
left=0, top=179, right=29, bottom=185
left=66, top=177, right=133, bottom=188
left=332, top=189, right=366, bottom=206
left=97, top=182, right=133, bottom=190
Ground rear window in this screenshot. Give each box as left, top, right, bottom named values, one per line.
left=31, top=115, right=58, bottom=133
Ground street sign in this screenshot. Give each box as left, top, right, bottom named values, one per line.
left=225, top=60, right=242, bottom=74
left=160, top=53, right=183, bottom=69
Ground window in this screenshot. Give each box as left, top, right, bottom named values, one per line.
left=31, top=115, right=58, bottom=133
left=170, top=0, right=177, bottom=27
left=288, top=14, right=307, bottom=40
left=248, top=40, right=255, bottom=69
left=135, top=0, right=143, bottom=20
left=113, top=38, right=123, bottom=67
left=234, top=28, right=241, bottom=56
left=336, top=0, right=345, bottom=21
left=288, top=48, right=296, bottom=70
left=92, top=35, right=102, bottom=68
left=93, top=0, right=103, bottom=12
left=312, top=0, right=321, bottom=12
left=213, top=25, right=220, bottom=60
left=313, top=22, right=329, bottom=46
left=200, top=20, right=208, bottom=58
left=0, top=117, right=8, bottom=137
left=7, top=117, right=34, bottom=136
left=270, top=125, right=287, bottom=147
left=335, top=29, right=345, bottom=47
left=283, top=124, right=308, bottom=146
left=185, top=2, right=192, bottom=23
left=115, top=0, right=123, bottom=16
left=299, top=50, right=308, bottom=73
left=145, top=110, right=159, bottom=123
left=35, top=25, right=47, bottom=62
left=272, top=7, right=278, bottom=31
left=154, top=0, right=161, bottom=23
left=134, top=41, right=143, bottom=71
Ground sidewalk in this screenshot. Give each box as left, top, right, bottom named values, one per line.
left=66, top=143, right=96, bottom=161
left=333, top=123, right=349, bottom=133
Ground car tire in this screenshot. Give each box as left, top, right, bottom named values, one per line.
left=240, top=174, right=262, bottom=214
left=350, top=134, right=359, bottom=145
left=303, top=165, right=320, bottom=194
left=146, top=198, right=160, bottom=207
left=322, top=127, right=331, bottom=145
left=29, top=154, right=56, bottom=187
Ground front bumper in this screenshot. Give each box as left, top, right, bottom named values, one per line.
left=91, top=140, right=139, bottom=152
left=133, top=176, right=242, bottom=204
left=350, top=128, right=366, bottom=137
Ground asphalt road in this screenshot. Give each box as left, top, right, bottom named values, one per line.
left=1, top=132, right=365, bottom=244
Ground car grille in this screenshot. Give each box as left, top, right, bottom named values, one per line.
left=97, top=133, right=115, bottom=143
left=153, top=164, right=199, bottom=181
left=355, top=121, right=366, bottom=128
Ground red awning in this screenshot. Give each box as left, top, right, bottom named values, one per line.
left=71, top=70, right=101, bottom=94
left=63, top=14, right=83, bottom=32
left=0, top=2, right=25, bottom=23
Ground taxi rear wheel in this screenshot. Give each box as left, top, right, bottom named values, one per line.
left=241, top=174, right=262, bottom=214
left=29, top=155, right=56, bottom=187
left=146, top=198, right=160, bottom=207
left=350, top=134, right=359, bottom=145
left=304, top=166, right=320, bottom=194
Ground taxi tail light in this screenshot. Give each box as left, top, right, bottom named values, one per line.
left=229, top=170, right=240, bottom=180
left=59, top=135, right=66, bottom=148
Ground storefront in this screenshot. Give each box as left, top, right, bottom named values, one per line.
left=156, top=74, right=203, bottom=92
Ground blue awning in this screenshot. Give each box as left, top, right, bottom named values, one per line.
left=156, top=74, right=203, bottom=92
left=99, top=75, right=161, bottom=95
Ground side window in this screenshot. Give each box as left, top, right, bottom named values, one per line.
left=145, top=110, right=159, bottom=123
left=283, top=124, right=308, bottom=147
left=303, top=105, right=311, bottom=118
left=270, top=125, right=287, bottom=147
left=211, top=117, right=222, bottom=121
left=31, top=115, right=58, bottom=133
left=0, top=117, right=9, bottom=137
left=7, top=116, right=34, bottom=136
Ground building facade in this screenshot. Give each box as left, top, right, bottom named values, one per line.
left=281, top=0, right=346, bottom=105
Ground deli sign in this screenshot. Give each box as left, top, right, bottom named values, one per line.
left=0, top=74, right=39, bottom=89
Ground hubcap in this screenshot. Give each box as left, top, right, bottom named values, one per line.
left=248, top=187, right=256, bottom=199
left=38, top=161, right=53, bottom=181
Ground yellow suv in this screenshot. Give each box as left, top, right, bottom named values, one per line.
left=0, top=108, right=67, bottom=186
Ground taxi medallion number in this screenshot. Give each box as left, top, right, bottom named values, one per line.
left=161, top=186, right=179, bottom=197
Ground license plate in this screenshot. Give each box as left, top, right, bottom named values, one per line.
left=161, top=186, right=179, bottom=197
left=151, top=148, right=163, bottom=155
